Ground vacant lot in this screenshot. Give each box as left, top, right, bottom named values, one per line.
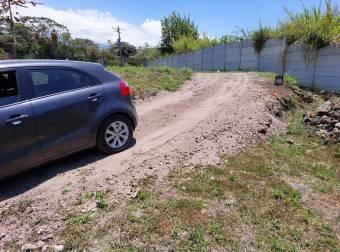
left=0, top=71, right=339, bottom=251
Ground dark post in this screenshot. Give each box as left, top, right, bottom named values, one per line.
left=115, top=26, right=124, bottom=67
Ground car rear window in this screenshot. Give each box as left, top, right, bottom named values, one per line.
left=29, top=68, right=91, bottom=97
left=0, top=70, right=20, bottom=106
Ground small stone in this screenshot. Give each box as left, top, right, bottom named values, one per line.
left=333, top=103, right=340, bottom=111
left=335, top=123, right=340, bottom=129
left=181, top=186, right=186, bottom=191
left=42, top=245, right=49, bottom=252
left=130, top=191, right=138, bottom=199
left=21, top=243, right=37, bottom=251
left=287, top=139, right=295, bottom=145
left=36, top=240, right=45, bottom=248
left=258, top=127, right=268, bottom=135
left=40, top=233, right=53, bottom=241
left=316, top=103, right=332, bottom=116
left=53, top=244, right=64, bottom=251
left=302, top=91, right=314, bottom=103
left=309, top=117, right=321, bottom=126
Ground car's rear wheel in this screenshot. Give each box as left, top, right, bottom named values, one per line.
left=97, top=115, right=133, bottom=154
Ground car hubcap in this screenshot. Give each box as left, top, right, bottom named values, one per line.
left=105, top=121, right=129, bottom=149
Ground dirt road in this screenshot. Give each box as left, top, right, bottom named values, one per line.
left=0, top=72, right=286, bottom=247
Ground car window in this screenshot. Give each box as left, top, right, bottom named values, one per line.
left=29, top=68, right=91, bottom=97
left=0, top=70, right=20, bottom=107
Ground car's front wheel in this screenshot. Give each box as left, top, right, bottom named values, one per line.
left=97, top=115, right=133, bottom=154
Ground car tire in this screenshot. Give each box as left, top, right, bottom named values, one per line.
left=97, top=115, right=133, bottom=154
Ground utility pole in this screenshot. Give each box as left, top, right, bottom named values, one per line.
left=114, top=26, right=124, bottom=67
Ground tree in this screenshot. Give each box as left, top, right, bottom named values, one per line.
left=160, top=11, right=199, bottom=54
left=171, top=35, right=218, bottom=54
left=127, top=43, right=161, bottom=66
left=0, top=0, right=39, bottom=58
left=109, top=41, right=137, bottom=60
left=20, top=16, right=69, bottom=58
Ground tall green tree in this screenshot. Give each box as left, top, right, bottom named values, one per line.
left=160, top=11, right=199, bottom=54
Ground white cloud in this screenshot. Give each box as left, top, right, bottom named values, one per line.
left=16, top=5, right=161, bottom=47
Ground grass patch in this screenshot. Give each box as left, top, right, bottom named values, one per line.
left=66, top=212, right=92, bottom=225
left=55, top=87, right=339, bottom=251
left=107, top=66, right=192, bottom=99
left=17, top=199, right=33, bottom=213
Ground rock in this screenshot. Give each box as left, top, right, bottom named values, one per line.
left=315, top=101, right=332, bottom=116
left=333, top=103, right=340, bottom=111
left=287, top=139, right=295, bottom=145
left=335, top=123, right=340, bottom=129
left=40, top=233, right=53, bottom=241
left=309, top=116, right=321, bottom=126
left=41, top=245, right=49, bottom=252
left=302, top=91, right=314, bottom=103
left=53, top=244, right=64, bottom=251
left=320, top=116, right=332, bottom=125
left=130, top=191, right=138, bottom=199
left=21, top=243, right=37, bottom=251
left=36, top=240, right=45, bottom=248
left=258, top=127, right=268, bottom=135
left=333, top=111, right=340, bottom=120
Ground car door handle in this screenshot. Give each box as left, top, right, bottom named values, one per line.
left=88, top=93, right=102, bottom=102
left=6, top=114, right=29, bottom=125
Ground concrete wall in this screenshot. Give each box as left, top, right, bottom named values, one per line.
left=240, top=40, right=258, bottom=71
left=149, top=39, right=340, bottom=93
left=259, top=39, right=283, bottom=74
left=226, top=42, right=241, bottom=71
left=314, top=46, right=340, bottom=92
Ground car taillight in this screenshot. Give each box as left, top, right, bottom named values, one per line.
left=119, top=80, right=130, bottom=96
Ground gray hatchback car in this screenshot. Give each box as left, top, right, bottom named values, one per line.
left=0, top=60, right=138, bottom=179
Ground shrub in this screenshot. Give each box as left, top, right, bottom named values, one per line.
left=252, top=26, right=276, bottom=54
left=0, top=48, right=5, bottom=59
left=249, top=1, right=339, bottom=52
left=277, top=0, right=340, bottom=49
left=172, top=35, right=218, bottom=54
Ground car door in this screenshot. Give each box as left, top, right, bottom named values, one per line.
left=26, top=67, right=104, bottom=160
left=0, top=68, right=43, bottom=178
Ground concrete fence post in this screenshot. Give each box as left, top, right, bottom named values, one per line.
left=212, top=46, right=215, bottom=70
left=281, top=37, right=287, bottom=75
left=192, top=52, right=194, bottom=69
left=224, top=44, right=227, bottom=71
left=239, top=39, right=243, bottom=70
left=311, top=50, right=317, bottom=90
left=201, top=49, right=204, bottom=71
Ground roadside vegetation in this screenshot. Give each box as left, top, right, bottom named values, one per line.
left=107, top=66, right=192, bottom=99
left=251, top=0, right=340, bottom=52
left=164, top=0, right=340, bottom=56
left=51, top=76, right=339, bottom=251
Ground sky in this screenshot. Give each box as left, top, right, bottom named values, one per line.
left=17, top=0, right=328, bottom=47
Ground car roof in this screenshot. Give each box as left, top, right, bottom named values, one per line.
left=0, top=59, right=101, bottom=69
left=0, top=59, right=116, bottom=82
